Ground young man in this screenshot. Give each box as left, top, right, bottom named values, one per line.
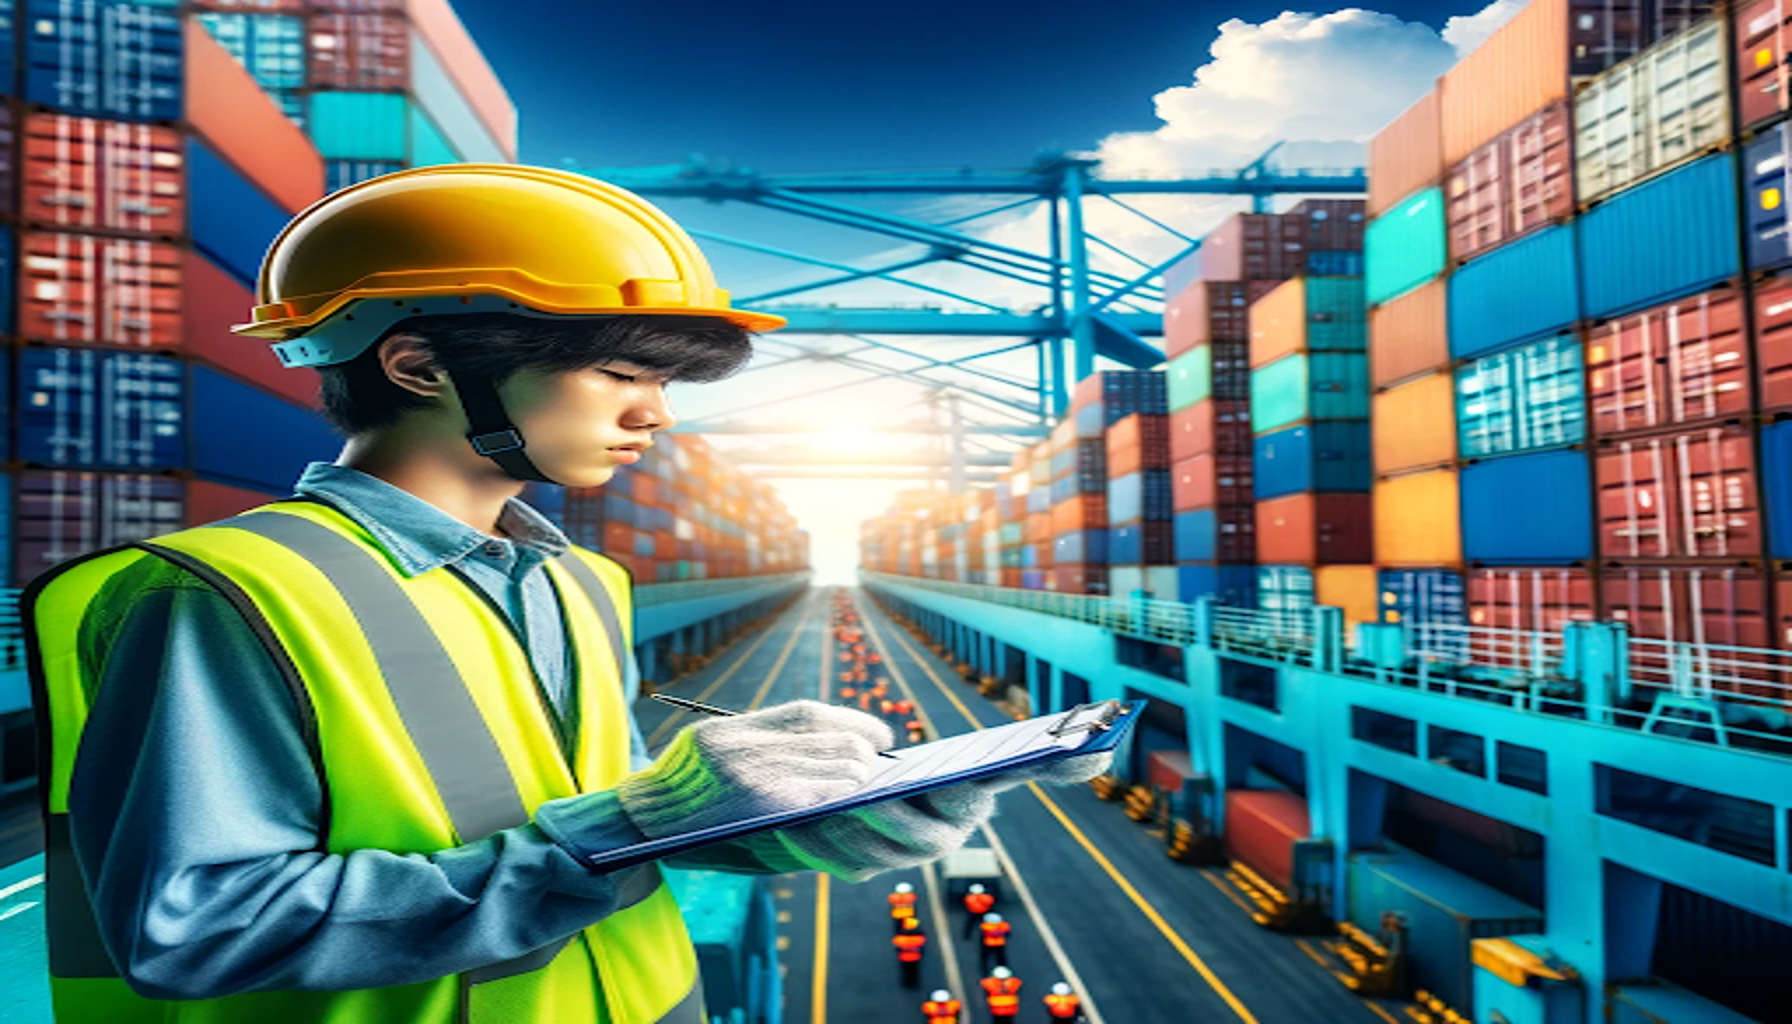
left=28, top=166, right=1108, bottom=1022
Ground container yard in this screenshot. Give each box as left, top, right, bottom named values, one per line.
left=1, top=1, right=1792, bottom=1023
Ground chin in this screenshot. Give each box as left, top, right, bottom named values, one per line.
left=558, top=465, right=616, bottom=489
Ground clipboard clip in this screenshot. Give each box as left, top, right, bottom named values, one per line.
left=1046, top=699, right=1128, bottom=738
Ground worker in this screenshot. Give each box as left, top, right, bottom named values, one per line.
left=982, top=966, right=1023, bottom=1020
left=893, top=915, right=928, bottom=988
left=979, top=911, right=1013, bottom=973
left=888, top=881, right=919, bottom=932
left=906, top=718, right=927, bottom=744
left=27, top=164, right=1115, bottom=1021
left=922, top=988, right=963, bottom=1024
left=963, top=883, right=996, bottom=938
left=880, top=697, right=899, bottom=718
left=1044, top=982, right=1082, bottom=1021
left=893, top=699, right=915, bottom=717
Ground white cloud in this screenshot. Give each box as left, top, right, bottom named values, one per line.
left=1442, top=0, right=1529, bottom=58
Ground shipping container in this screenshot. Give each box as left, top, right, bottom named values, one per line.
left=1254, top=423, right=1372, bottom=499
left=18, top=230, right=182, bottom=347
left=1741, top=121, right=1792, bottom=274
left=1223, top=789, right=1311, bottom=891
left=1373, top=373, right=1457, bottom=475
left=1446, top=98, right=1574, bottom=265
left=1601, top=565, right=1771, bottom=646
left=1164, top=280, right=1279, bottom=361
left=1108, top=565, right=1179, bottom=600
left=1107, top=470, right=1173, bottom=524
left=1249, top=352, right=1371, bottom=434
left=14, top=469, right=185, bottom=585
left=187, top=137, right=293, bottom=288
left=1595, top=424, right=1762, bottom=559
left=1767, top=419, right=1792, bottom=558
left=1347, top=847, right=1544, bottom=1017
left=18, top=346, right=184, bottom=469
left=1306, top=250, right=1364, bottom=276
left=1071, top=370, right=1167, bottom=437
left=408, top=0, right=519, bottom=160
left=1174, top=506, right=1255, bottom=563
left=1053, top=563, right=1109, bottom=595
left=1365, top=188, right=1446, bottom=306
left=1369, top=90, right=1443, bottom=219
left=1108, top=522, right=1173, bottom=565
left=1106, top=413, right=1170, bottom=476
left=1197, top=212, right=1312, bottom=282
left=308, top=10, right=409, bottom=89
left=181, top=250, right=318, bottom=409
left=1256, top=492, right=1373, bottom=566
left=1738, top=0, right=1792, bottom=132
left=1289, top=199, right=1367, bottom=249
left=194, top=10, right=304, bottom=123
left=1448, top=225, right=1581, bottom=359
left=21, top=114, right=185, bottom=236
left=1460, top=450, right=1595, bottom=564
left=185, top=475, right=284, bottom=527
left=1757, top=277, right=1792, bottom=410
left=1248, top=277, right=1367, bottom=368
left=1369, top=278, right=1449, bottom=389
left=1257, top=565, right=1315, bottom=614
left=326, top=160, right=406, bottom=193
left=1439, top=0, right=1569, bottom=165
left=26, top=0, right=184, bottom=122
left=1457, top=334, right=1586, bottom=458
left=1316, top=565, right=1379, bottom=626
left=1049, top=494, right=1107, bottom=533
left=1021, top=569, right=1047, bottom=591
left=1586, top=286, right=1749, bottom=437
left=307, top=91, right=461, bottom=165
left=191, top=364, right=343, bottom=493
left=1053, top=529, right=1109, bottom=565
left=408, top=26, right=506, bottom=163
left=1170, top=399, right=1251, bottom=464
left=183, top=18, right=324, bottom=217
left=1575, top=17, right=1729, bottom=206
left=1608, top=984, right=1760, bottom=1024
left=1176, top=563, right=1257, bottom=606
left=1173, top=452, right=1251, bottom=509
left=1379, top=569, right=1468, bottom=626
left=1468, top=566, right=1598, bottom=631
left=1579, top=151, right=1740, bottom=320
left=1375, top=469, right=1464, bottom=568
left=1779, top=568, right=1792, bottom=647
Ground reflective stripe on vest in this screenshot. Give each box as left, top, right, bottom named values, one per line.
left=27, top=501, right=703, bottom=1023
left=981, top=922, right=1009, bottom=945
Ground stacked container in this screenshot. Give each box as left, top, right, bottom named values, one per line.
left=1106, top=410, right=1171, bottom=597
left=1064, top=371, right=1165, bottom=594
left=1051, top=405, right=1108, bottom=594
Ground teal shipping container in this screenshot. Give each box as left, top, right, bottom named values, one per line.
left=1256, top=565, right=1313, bottom=614
left=196, top=12, right=305, bottom=126
left=308, top=91, right=462, bottom=166
left=1249, top=352, right=1370, bottom=434
left=1579, top=152, right=1740, bottom=320
left=1365, top=187, right=1445, bottom=306
left=408, top=27, right=507, bottom=164
left=1455, top=334, right=1585, bottom=458
left=1167, top=346, right=1209, bottom=411
left=1293, top=277, right=1367, bottom=351
left=1448, top=224, right=1579, bottom=360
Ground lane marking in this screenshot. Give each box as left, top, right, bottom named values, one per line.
left=1199, top=867, right=1258, bottom=916
left=1367, top=1001, right=1402, bottom=1024
left=1295, top=939, right=1331, bottom=970
left=646, top=590, right=816, bottom=745
left=0, top=901, right=38, bottom=922
left=811, top=872, right=831, bottom=1024
left=919, top=858, right=969, bottom=1018
left=0, top=874, right=43, bottom=901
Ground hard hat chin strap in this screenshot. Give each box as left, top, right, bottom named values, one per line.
left=451, top=369, right=556, bottom=484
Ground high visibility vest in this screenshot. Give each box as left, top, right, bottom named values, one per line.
left=888, top=892, right=917, bottom=919
left=980, top=920, right=1011, bottom=946
left=26, top=498, right=704, bottom=1023
left=964, top=892, right=995, bottom=916
left=921, top=998, right=961, bottom=1023
left=893, top=933, right=927, bottom=963
left=1045, top=992, right=1081, bottom=1018
left=981, top=977, right=1022, bottom=1014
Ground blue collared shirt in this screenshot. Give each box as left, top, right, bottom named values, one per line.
left=65, top=462, right=770, bottom=1000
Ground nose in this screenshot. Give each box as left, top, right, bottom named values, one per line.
left=624, top=388, right=677, bottom=432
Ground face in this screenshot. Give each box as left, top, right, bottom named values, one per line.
left=496, top=359, right=677, bottom=489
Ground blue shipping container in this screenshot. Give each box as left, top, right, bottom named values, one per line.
left=308, top=91, right=409, bottom=161
left=1026, top=486, right=1050, bottom=514
left=187, top=138, right=293, bottom=288
left=191, top=365, right=342, bottom=493
left=1746, top=126, right=1792, bottom=274
left=1377, top=569, right=1466, bottom=627
left=1252, top=423, right=1371, bottom=499
left=0, top=223, right=12, bottom=343
left=1579, top=152, right=1740, bottom=320
left=18, top=347, right=183, bottom=469
left=1175, top=563, right=1256, bottom=606
left=1174, top=509, right=1214, bottom=562
left=195, top=12, right=303, bottom=89
left=26, top=0, right=183, bottom=122
left=326, top=160, right=405, bottom=193
left=1256, top=565, right=1314, bottom=613
left=1455, top=334, right=1585, bottom=458
left=1021, top=569, right=1046, bottom=590
left=1765, top=420, right=1792, bottom=560
left=0, top=1, right=15, bottom=106
left=1448, top=225, right=1580, bottom=359
left=1108, top=469, right=1172, bottom=524
left=1460, top=450, right=1593, bottom=564
left=1054, top=528, right=1108, bottom=564
left=1306, top=250, right=1364, bottom=276
left=603, top=493, right=635, bottom=524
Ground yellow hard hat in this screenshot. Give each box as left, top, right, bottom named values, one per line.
left=233, top=163, right=786, bottom=368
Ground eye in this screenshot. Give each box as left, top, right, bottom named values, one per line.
left=599, top=368, right=639, bottom=384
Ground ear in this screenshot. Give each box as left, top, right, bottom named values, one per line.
left=378, top=333, right=451, bottom=399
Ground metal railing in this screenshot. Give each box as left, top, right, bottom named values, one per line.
left=0, top=590, right=22, bottom=673
left=634, top=572, right=811, bottom=608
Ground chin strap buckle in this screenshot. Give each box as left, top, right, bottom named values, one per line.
left=469, top=429, right=524, bottom=456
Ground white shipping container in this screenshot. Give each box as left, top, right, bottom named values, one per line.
left=1575, top=17, right=1729, bottom=205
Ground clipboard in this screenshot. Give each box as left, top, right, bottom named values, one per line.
left=585, top=699, right=1145, bottom=872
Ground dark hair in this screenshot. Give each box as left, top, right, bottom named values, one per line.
left=316, top=312, right=754, bottom=436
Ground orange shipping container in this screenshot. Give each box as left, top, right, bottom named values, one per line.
left=407, top=0, right=520, bottom=160
left=1373, top=469, right=1463, bottom=567
left=184, top=20, right=324, bottom=215
left=1256, top=493, right=1372, bottom=566
left=1369, top=279, right=1449, bottom=388
left=1439, top=0, right=1570, bottom=165
left=1315, top=565, right=1379, bottom=627
left=1373, top=373, right=1457, bottom=475
left=1369, top=90, right=1444, bottom=218
left=1248, top=278, right=1304, bottom=369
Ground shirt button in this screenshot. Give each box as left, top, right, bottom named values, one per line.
left=484, top=542, right=505, bottom=556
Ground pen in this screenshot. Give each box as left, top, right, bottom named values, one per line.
left=650, top=693, right=900, bottom=758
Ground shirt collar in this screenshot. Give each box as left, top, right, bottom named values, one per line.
left=292, top=461, right=570, bottom=577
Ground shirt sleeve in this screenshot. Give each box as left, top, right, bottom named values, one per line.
left=66, top=561, right=668, bottom=1000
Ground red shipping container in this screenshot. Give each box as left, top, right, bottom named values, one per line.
left=19, top=231, right=182, bottom=347
left=634, top=474, right=659, bottom=508
left=1595, top=425, right=1762, bottom=560
left=1174, top=453, right=1252, bottom=510
left=1586, top=286, right=1750, bottom=435
left=1467, top=567, right=1596, bottom=632
left=1755, top=274, right=1792, bottom=412
left=1255, top=493, right=1372, bottom=566
left=1738, top=0, right=1792, bottom=133
left=1106, top=413, right=1170, bottom=476
left=1288, top=198, right=1366, bottom=250
left=184, top=20, right=323, bottom=216
left=1000, top=568, right=1023, bottom=588
left=1025, top=511, right=1052, bottom=544
left=1054, top=564, right=1109, bottom=595
left=1170, top=399, right=1252, bottom=464
left=1164, top=280, right=1280, bottom=361
left=182, top=250, right=320, bottom=409
left=1198, top=213, right=1310, bottom=282
left=1602, top=566, right=1771, bottom=648
left=185, top=476, right=282, bottom=527
left=654, top=531, right=676, bottom=559
left=22, top=115, right=185, bottom=237
left=1444, top=98, right=1572, bottom=264
left=1777, top=569, right=1792, bottom=648
left=602, top=522, right=632, bottom=555
left=308, top=12, right=410, bottom=90
left=15, top=471, right=185, bottom=585
left=1223, top=790, right=1311, bottom=892
left=1050, top=495, right=1107, bottom=532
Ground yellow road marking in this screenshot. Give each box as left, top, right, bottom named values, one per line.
left=1294, top=939, right=1331, bottom=970
left=811, top=872, right=830, bottom=1024
left=646, top=590, right=815, bottom=745
left=1367, top=1002, right=1401, bottom=1024
left=1199, top=868, right=1258, bottom=916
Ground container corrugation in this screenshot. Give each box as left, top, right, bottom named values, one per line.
left=1050, top=494, right=1107, bottom=533
left=185, top=18, right=325, bottom=215
left=1070, top=369, right=1167, bottom=415
left=1026, top=486, right=1050, bottom=514
left=1575, top=17, right=1729, bottom=207
left=1164, top=280, right=1279, bottom=361
left=194, top=10, right=304, bottom=100
left=0, top=3, right=16, bottom=93
left=21, top=114, right=185, bottom=236
left=1053, top=564, right=1109, bottom=595
left=1766, top=419, right=1792, bottom=558
left=1446, top=97, right=1573, bottom=264
left=1307, top=251, right=1364, bottom=276
left=1374, top=469, right=1463, bottom=568
left=1569, top=1, right=1721, bottom=79
left=1108, top=522, right=1173, bottom=565
left=1106, top=413, right=1170, bottom=476
left=1447, top=224, right=1580, bottom=359
left=1198, top=212, right=1313, bottom=282
left=1755, top=276, right=1792, bottom=410
left=1346, top=847, right=1544, bottom=1017
left=1378, top=569, right=1467, bottom=626
left=1460, top=450, right=1594, bottom=564
left=1169, top=340, right=1250, bottom=412
left=1578, top=151, right=1739, bottom=321
left=1053, top=529, right=1109, bottom=565
left=15, top=469, right=184, bottom=585
left=181, top=249, right=319, bottom=409
left=1289, top=198, right=1367, bottom=249
left=1170, top=399, right=1251, bottom=464
left=1368, top=90, right=1443, bottom=219
left=1737, top=0, right=1792, bottom=132
left=1108, top=565, right=1180, bottom=599
left=1742, top=122, right=1792, bottom=274
left=1248, top=277, right=1367, bottom=368
left=326, top=160, right=406, bottom=193
left=1176, top=563, right=1257, bottom=605
left=307, top=91, right=410, bottom=161
left=1438, top=0, right=1568, bottom=165
left=1173, top=452, right=1252, bottom=509
left=1250, top=353, right=1371, bottom=434
left=1107, top=470, right=1173, bottom=524
left=1468, top=566, right=1597, bottom=630
left=1316, top=565, right=1379, bottom=626
left=307, top=11, right=408, bottom=90
left=1586, top=285, right=1748, bottom=435
left=407, top=0, right=519, bottom=160
left=1365, top=188, right=1446, bottom=306
left=1253, top=423, right=1372, bottom=498
left=18, top=230, right=182, bottom=347
left=408, top=26, right=506, bottom=163
left=1174, top=506, right=1255, bottom=563
left=1256, top=492, right=1373, bottom=566
left=1780, top=569, right=1792, bottom=647
left=191, top=364, right=343, bottom=494
left=26, top=0, right=184, bottom=122
left=0, top=226, right=12, bottom=336
left=1374, top=373, right=1456, bottom=475
left=185, top=475, right=284, bottom=527
left=1223, top=790, right=1310, bottom=891
left=1257, top=565, right=1315, bottom=613
left=187, top=137, right=295, bottom=288
left=1457, top=334, right=1586, bottom=458
left=17, top=346, right=184, bottom=469
left=1600, top=565, right=1771, bottom=646
left=1369, top=278, right=1448, bottom=389
left=1595, top=424, right=1762, bottom=559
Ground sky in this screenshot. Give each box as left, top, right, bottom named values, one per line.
left=450, top=0, right=1527, bottom=584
